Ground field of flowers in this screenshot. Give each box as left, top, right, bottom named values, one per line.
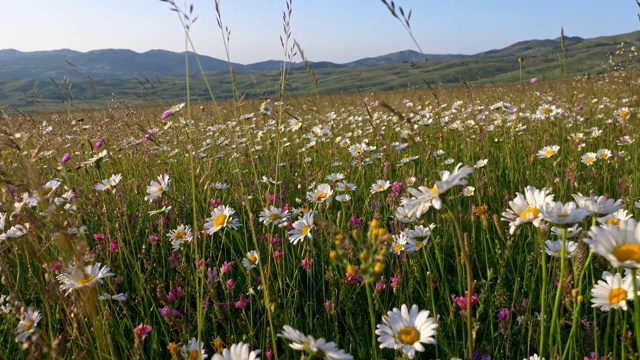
left=1, top=68, right=640, bottom=360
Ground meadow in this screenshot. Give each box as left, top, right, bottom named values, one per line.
left=3, top=2, right=640, bottom=360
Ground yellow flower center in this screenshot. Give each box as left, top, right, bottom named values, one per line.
left=612, top=243, right=640, bottom=263
left=556, top=214, right=569, bottom=219
left=414, top=241, right=423, bottom=248
left=378, top=185, right=386, bottom=191
left=398, top=327, right=420, bottom=345
left=315, top=192, right=328, bottom=201
left=268, top=213, right=282, bottom=221
left=173, top=230, right=186, bottom=239
left=619, top=110, right=630, bottom=118
left=189, top=349, right=200, bottom=360
left=77, top=274, right=96, bottom=285
left=543, top=108, right=552, bottom=115
left=214, top=214, right=227, bottom=227
left=248, top=255, right=258, bottom=264
left=22, top=319, right=35, bottom=332
left=606, top=218, right=620, bottom=226
left=466, top=189, right=473, bottom=195
left=301, top=224, right=311, bottom=236
left=553, top=249, right=567, bottom=256
left=39, top=187, right=53, bottom=197
left=599, top=153, right=608, bottom=158
left=544, top=149, right=556, bottom=157
left=156, top=186, right=164, bottom=194
left=585, top=156, right=595, bottom=163
left=342, top=185, right=350, bottom=191
left=519, top=207, right=540, bottom=219
left=394, top=243, right=404, bottom=252
left=608, top=287, right=628, bottom=305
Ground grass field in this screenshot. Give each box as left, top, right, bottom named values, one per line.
left=3, top=2, right=640, bottom=360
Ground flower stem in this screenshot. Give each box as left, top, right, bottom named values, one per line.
left=365, top=281, right=379, bottom=360
left=549, top=228, right=567, bottom=356
left=632, top=268, right=640, bottom=356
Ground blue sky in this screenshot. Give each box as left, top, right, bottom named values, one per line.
left=3, top=1, right=640, bottom=64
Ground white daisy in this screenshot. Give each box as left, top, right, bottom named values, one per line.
left=94, top=174, right=122, bottom=192
left=242, top=250, right=259, bottom=270
left=15, top=308, right=42, bottom=342
left=544, top=240, right=578, bottom=259
left=585, top=219, right=640, bottom=268
left=212, top=342, right=261, bottom=360
left=540, top=201, right=591, bottom=228
left=537, top=145, right=559, bottom=158
left=371, top=180, right=391, bottom=194
left=336, top=181, right=357, bottom=192
left=335, top=194, right=351, bottom=203
left=572, top=193, right=623, bottom=217
left=581, top=152, right=597, bottom=166
left=289, top=211, right=315, bottom=244
left=205, top=205, right=241, bottom=234
left=57, top=263, right=115, bottom=295
left=259, top=206, right=290, bottom=226
left=144, top=174, right=170, bottom=202
left=501, top=186, right=554, bottom=234
left=597, top=209, right=633, bottom=226
left=474, top=159, right=488, bottom=168
left=376, top=304, right=438, bottom=359
left=307, top=183, right=333, bottom=203
left=462, top=186, right=475, bottom=196
left=278, top=325, right=352, bottom=360
left=181, top=337, right=208, bottom=360
left=591, top=271, right=636, bottom=311
left=168, top=225, right=193, bottom=251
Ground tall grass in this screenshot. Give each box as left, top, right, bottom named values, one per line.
left=1, top=1, right=640, bottom=360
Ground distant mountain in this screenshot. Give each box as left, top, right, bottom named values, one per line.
left=1, top=31, right=639, bottom=111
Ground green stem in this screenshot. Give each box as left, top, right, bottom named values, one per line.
left=365, top=281, right=379, bottom=360
left=539, top=229, right=547, bottom=357
left=444, top=203, right=474, bottom=358
left=549, top=228, right=567, bottom=356
left=632, top=268, right=640, bottom=355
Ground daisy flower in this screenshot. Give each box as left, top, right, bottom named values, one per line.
left=335, top=194, right=351, bottom=203
left=144, top=174, right=170, bottom=202
left=326, top=173, right=345, bottom=182
left=597, top=149, right=611, bottom=160
left=181, top=337, right=208, bottom=360
left=581, top=152, right=597, bottom=166
left=57, top=263, right=115, bottom=295
left=278, top=325, right=352, bottom=360
left=307, top=183, right=333, bottom=203
left=585, top=219, right=640, bottom=268
left=289, top=118, right=302, bottom=132
left=402, top=225, right=434, bottom=253
left=591, top=271, right=637, bottom=311
left=98, top=293, right=127, bottom=301
left=371, top=180, right=391, bottom=194
left=336, top=181, right=356, bottom=192
left=212, top=342, right=261, bottom=360
left=148, top=206, right=172, bottom=216
left=394, top=206, right=417, bottom=223
left=462, top=186, right=475, bottom=196
left=168, top=225, right=193, bottom=250
left=550, top=224, right=582, bottom=239
left=537, top=145, right=559, bottom=159
left=80, top=149, right=108, bottom=167
left=15, top=308, right=42, bottom=342
left=390, top=233, right=409, bottom=254
left=259, top=206, right=290, bottom=226
left=406, top=176, right=417, bottom=186
left=211, top=182, right=230, bottom=190
left=259, top=101, right=273, bottom=115
left=572, top=193, right=623, bottom=216
left=544, top=240, right=578, bottom=259
left=501, top=186, right=554, bottom=234
left=1, top=224, right=27, bottom=240
left=474, top=159, right=488, bottom=168
left=205, top=205, right=241, bottom=234
left=598, top=209, right=633, bottom=226
left=617, top=136, right=634, bottom=145
left=242, top=250, right=259, bottom=270
left=431, top=163, right=474, bottom=198
left=94, top=174, right=122, bottom=192
left=568, top=133, right=583, bottom=142
left=289, top=211, right=315, bottom=244
left=525, top=355, right=544, bottom=360
left=376, top=304, right=438, bottom=359
left=540, top=201, right=591, bottom=228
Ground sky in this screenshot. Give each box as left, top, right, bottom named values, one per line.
left=3, top=1, right=640, bottom=64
